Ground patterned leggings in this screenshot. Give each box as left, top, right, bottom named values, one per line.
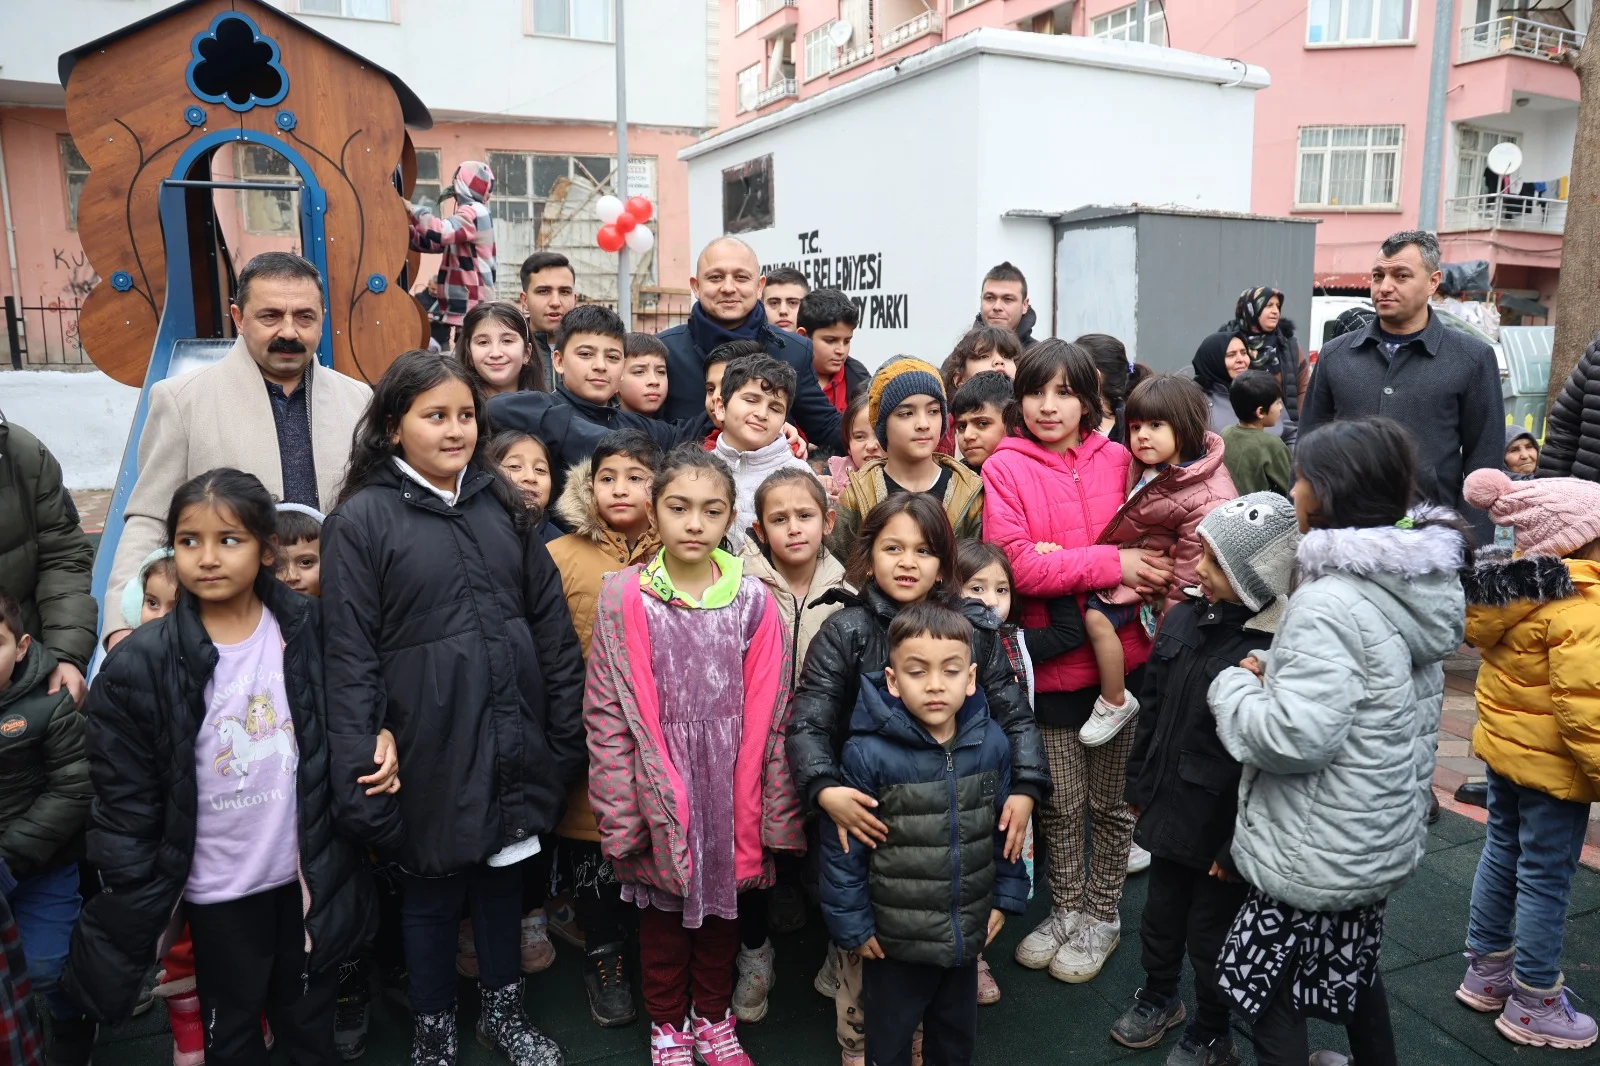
left=1037, top=722, right=1138, bottom=923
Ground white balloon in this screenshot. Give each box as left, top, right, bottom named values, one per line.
left=625, top=225, right=655, bottom=253
left=596, top=196, right=625, bottom=224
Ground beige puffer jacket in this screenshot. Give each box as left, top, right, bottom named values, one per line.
left=739, top=541, right=851, bottom=693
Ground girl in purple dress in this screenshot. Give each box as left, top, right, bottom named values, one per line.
left=585, top=445, right=805, bottom=1066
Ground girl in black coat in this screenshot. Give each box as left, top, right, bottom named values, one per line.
left=320, top=350, right=585, bottom=1066
left=65, top=469, right=385, bottom=1060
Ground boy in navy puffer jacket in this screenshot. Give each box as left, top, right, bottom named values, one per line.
left=820, top=603, right=1028, bottom=1066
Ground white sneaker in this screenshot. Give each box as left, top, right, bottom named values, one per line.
left=1014, top=907, right=1082, bottom=970
left=814, top=942, right=840, bottom=998
left=1049, top=916, right=1121, bottom=984
left=732, top=939, right=775, bottom=1023
left=1127, top=842, right=1151, bottom=874
left=1080, top=693, right=1139, bottom=747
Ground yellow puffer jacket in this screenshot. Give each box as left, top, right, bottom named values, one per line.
left=1464, top=554, right=1600, bottom=803
left=546, top=458, right=659, bottom=840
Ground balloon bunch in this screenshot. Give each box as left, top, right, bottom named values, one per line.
left=596, top=195, right=655, bottom=254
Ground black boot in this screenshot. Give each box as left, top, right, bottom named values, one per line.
left=44, top=1014, right=96, bottom=1066
left=335, top=957, right=372, bottom=1061
left=476, top=979, right=563, bottom=1066
left=583, top=943, right=636, bottom=1028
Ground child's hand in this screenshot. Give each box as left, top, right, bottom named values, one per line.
left=1240, top=656, right=1266, bottom=680
left=1208, top=862, right=1232, bottom=883
left=855, top=937, right=886, bottom=960
left=782, top=423, right=806, bottom=459
left=819, top=787, right=889, bottom=852
left=998, top=794, right=1035, bottom=861
left=360, top=729, right=402, bottom=796
left=986, top=909, right=1005, bottom=946
left=1034, top=542, right=1062, bottom=555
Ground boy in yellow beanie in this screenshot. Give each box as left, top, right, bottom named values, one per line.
left=828, top=357, right=985, bottom=556
left=1456, top=467, right=1600, bottom=1050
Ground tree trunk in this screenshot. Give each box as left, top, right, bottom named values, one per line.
left=1548, top=28, right=1600, bottom=409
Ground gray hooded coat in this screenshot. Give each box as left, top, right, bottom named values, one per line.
left=1208, top=509, right=1468, bottom=912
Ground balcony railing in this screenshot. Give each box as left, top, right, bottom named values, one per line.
left=753, top=77, right=798, bottom=108
left=1459, top=16, right=1584, bottom=63
left=736, top=0, right=796, bottom=34
left=803, top=20, right=875, bottom=78
left=881, top=9, right=941, bottom=52
left=1444, top=193, right=1568, bottom=233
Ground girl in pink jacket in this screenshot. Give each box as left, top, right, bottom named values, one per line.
left=584, top=445, right=804, bottom=1066
left=981, top=339, right=1175, bottom=987
left=1079, top=375, right=1237, bottom=747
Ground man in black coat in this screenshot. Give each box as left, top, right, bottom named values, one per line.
left=974, top=261, right=1040, bottom=349
left=1300, top=230, right=1503, bottom=540
left=1538, top=330, right=1600, bottom=482
left=656, top=238, right=842, bottom=448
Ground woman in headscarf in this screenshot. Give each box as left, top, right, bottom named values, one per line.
left=1220, top=287, right=1308, bottom=436
left=1193, top=331, right=1295, bottom=444
left=408, top=160, right=498, bottom=349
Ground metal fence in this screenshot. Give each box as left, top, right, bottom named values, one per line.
left=4, top=296, right=91, bottom=369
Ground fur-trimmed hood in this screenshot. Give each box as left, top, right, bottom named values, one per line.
left=1296, top=505, right=1470, bottom=666
left=554, top=456, right=659, bottom=556
left=1464, top=554, right=1576, bottom=608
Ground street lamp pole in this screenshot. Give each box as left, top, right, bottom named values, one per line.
left=615, top=0, right=631, bottom=329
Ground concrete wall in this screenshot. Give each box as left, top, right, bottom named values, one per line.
left=683, top=31, right=1265, bottom=369
left=1, top=372, right=138, bottom=490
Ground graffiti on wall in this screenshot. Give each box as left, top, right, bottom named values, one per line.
left=53, top=247, right=99, bottom=300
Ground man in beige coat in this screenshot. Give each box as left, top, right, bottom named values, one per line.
left=102, top=251, right=372, bottom=647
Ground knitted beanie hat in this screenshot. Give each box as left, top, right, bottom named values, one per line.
left=868, top=357, right=946, bottom=446
left=1464, top=468, right=1600, bottom=557
left=1197, top=493, right=1302, bottom=628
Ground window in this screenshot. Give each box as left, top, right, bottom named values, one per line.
left=1307, top=0, right=1414, bottom=44
left=737, top=64, right=762, bottom=114
left=803, top=22, right=836, bottom=79
left=723, top=155, right=774, bottom=234
left=1091, top=2, right=1167, bottom=45
left=298, top=0, right=390, bottom=18
left=59, top=136, right=89, bottom=231
left=237, top=145, right=300, bottom=236
left=951, top=0, right=988, bottom=10
left=411, top=149, right=443, bottom=214
left=532, top=0, right=613, bottom=40
left=1296, top=125, right=1402, bottom=208
left=1455, top=126, right=1517, bottom=197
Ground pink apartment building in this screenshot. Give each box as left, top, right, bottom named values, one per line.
left=721, top=0, right=1583, bottom=322
left=0, top=0, right=718, bottom=366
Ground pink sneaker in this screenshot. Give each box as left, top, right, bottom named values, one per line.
left=690, top=1008, right=753, bottom=1065
left=650, top=1020, right=696, bottom=1066
left=1456, top=947, right=1514, bottom=1012
left=976, top=955, right=1000, bottom=1005
left=519, top=909, right=556, bottom=973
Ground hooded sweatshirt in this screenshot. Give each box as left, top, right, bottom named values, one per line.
left=711, top=434, right=820, bottom=552
left=1208, top=508, right=1468, bottom=911
left=409, top=161, right=496, bottom=326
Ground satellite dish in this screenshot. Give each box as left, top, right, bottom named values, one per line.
left=1487, top=142, right=1523, bottom=176
left=828, top=19, right=854, bottom=47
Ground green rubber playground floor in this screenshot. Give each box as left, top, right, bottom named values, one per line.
left=94, top=809, right=1600, bottom=1065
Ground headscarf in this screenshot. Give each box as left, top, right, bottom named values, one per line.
left=1193, top=331, right=1241, bottom=393
left=1234, top=287, right=1286, bottom=337
left=452, top=161, right=495, bottom=204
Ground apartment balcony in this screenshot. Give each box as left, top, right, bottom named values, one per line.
left=879, top=9, right=942, bottom=55
left=735, top=0, right=797, bottom=36
left=1459, top=16, right=1584, bottom=64
left=1443, top=193, right=1567, bottom=234
left=753, top=76, right=798, bottom=108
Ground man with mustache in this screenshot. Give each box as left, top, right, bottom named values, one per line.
left=101, top=252, right=371, bottom=651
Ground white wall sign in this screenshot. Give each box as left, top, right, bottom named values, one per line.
left=761, top=229, right=912, bottom=330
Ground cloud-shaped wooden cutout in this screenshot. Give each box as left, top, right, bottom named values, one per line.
left=186, top=12, right=288, bottom=112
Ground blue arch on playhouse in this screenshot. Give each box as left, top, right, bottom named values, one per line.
left=87, top=126, right=333, bottom=621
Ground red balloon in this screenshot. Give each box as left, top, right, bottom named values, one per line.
left=625, top=196, right=653, bottom=222
left=614, top=211, right=638, bottom=235
left=596, top=224, right=624, bottom=252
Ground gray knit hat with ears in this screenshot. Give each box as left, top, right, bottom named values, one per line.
left=1197, top=492, right=1301, bottom=632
